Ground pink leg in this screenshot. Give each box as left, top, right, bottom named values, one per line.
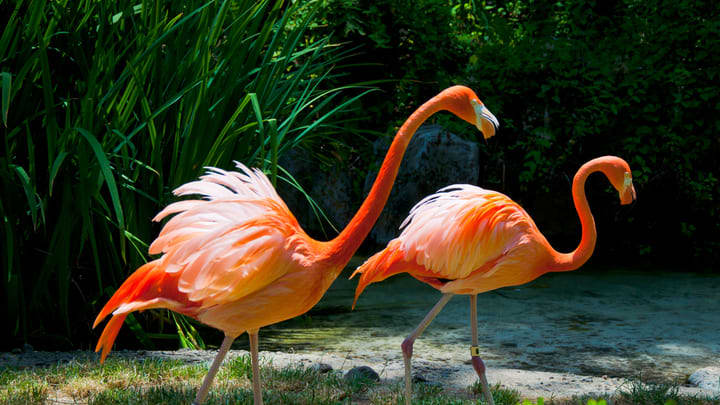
left=193, top=335, right=234, bottom=405
left=402, top=293, right=453, bottom=405
left=249, top=329, right=263, bottom=405
left=470, top=294, right=494, bottom=405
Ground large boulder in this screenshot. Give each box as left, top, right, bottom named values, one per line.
left=689, top=367, right=720, bottom=391
left=276, top=148, right=355, bottom=239
left=363, top=124, right=480, bottom=245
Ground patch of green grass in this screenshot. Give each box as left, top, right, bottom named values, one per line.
left=472, top=382, right=522, bottom=405
left=368, top=379, right=519, bottom=405
left=553, top=379, right=720, bottom=405
left=0, top=378, right=48, bottom=405
left=0, top=355, right=379, bottom=404
left=616, top=379, right=682, bottom=405
left=612, top=379, right=720, bottom=405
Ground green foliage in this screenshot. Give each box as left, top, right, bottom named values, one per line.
left=458, top=0, right=720, bottom=266
left=617, top=379, right=682, bottom=405
left=0, top=0, right=367, bottom=349
left=471, top=382, right=521, bottom=405
left=316, top=0, right=720, bottom=267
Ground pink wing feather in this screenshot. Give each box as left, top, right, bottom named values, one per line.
left=148, top=162, right=309, bottom=306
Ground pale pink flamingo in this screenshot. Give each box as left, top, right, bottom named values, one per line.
left=352, top=156, right=636, bottom=405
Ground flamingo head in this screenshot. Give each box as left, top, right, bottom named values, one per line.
left=443, top=86, right=499, bottom=139
left=604, top=157, right=637, bottom=205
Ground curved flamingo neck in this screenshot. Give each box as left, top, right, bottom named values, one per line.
left=321, top=91, right=454, bottom=268
left=548, top=159, right=605, bottom=272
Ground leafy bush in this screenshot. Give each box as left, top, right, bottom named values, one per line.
left=0, top=0, right=367, bottom=349
left=316, top=0, right=720, bottom=267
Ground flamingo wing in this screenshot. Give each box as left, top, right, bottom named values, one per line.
left=148, top=163, right=311, bottom=307
left=352, top=185, right=539, bottom=303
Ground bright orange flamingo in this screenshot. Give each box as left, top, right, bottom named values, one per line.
left=93, top=85, right=499, bottom=405
left=351, top=156, right=636, bottom=405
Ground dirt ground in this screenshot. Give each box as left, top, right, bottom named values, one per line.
left=3, top=266, right=719, bottom=399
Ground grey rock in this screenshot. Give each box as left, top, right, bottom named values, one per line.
left=11, top=348, right=21, bottom=354
left=344, top=365, right=380, bottom=383
left=276, top=148, right=355, bottom=238
left=310, top=362, right=333, bottom=373
left=689, top=367, right=720, bottom=391
left=22, top=343, right=34, bottom=352
left=363, top=124, right=479, bottom=244
left=309, top=169, right=354, bottom=233
left=276, top=148, right=315, bottom=228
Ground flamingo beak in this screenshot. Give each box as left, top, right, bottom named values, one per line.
left=472, top=100, right=499, bottom=139
left=620, top=173, right=636, bottom=205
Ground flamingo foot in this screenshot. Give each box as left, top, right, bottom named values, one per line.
left=470, top=351, right=494, bottom=405
left=402, top=337, right=415, bottom=405
left=401, top=337, right=414, bottom=358
left=471, top=355, right=486, bottom=375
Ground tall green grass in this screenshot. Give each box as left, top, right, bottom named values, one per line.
left=0, top=0, right=371, bottom=349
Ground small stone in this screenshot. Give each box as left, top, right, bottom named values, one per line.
left=344, top=366, right=380, bottom=383
left=689, top=367, right=720, bottom=391
left=412, top=373, right=429, bottom=383
left=310, top=363, right=333, bottom=373
left=11, top=348, right=21, bottom=354
left=22, top=343, right=34, bottom=352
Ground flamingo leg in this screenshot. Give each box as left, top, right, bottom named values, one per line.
left=470, top=294, right=494, bottom=405
left=193, top=334, right=234, bottom=405
left=249, top=329, right=263, bottom=405
left=401, top=293, right=454, bottom=405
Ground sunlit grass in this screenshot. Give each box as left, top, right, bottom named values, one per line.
left=1, top=357, right=719, bottom=404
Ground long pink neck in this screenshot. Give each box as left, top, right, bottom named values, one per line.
left=321, top=92, right=452, bottom=267
left=548, top=159, right=606, bottom=272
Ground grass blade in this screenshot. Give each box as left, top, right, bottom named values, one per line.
left=76, top=128, right=125, bottom=231
left=1, top=72, right=10, bottom=126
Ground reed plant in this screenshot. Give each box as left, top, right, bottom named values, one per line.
left=0, top=0, right=371, bottom=349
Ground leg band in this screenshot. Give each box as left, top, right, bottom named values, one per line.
left=470, top=346, right=481, bottom=357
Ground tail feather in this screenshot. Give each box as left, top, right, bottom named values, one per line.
left=93, top=261, right=158, bottom=328
left=95, top=313, right=128, bottom=363
left=93, top=260, right=192, bottom=362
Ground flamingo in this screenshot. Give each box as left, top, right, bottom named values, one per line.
left=351, top=156, right=636, bottom=405
left=92, top=85, right=499, bottom=405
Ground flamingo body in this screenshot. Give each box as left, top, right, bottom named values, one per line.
left=95, top=165, right=333, bottom=360
left=353, top=156, right=637, bottom=300
left=353, top=185, right=551, bottom=300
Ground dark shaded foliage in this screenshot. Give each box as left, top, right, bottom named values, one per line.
left=313, top=0, right=720, bottom=268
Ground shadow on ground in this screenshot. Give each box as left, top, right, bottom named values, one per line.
left=259, top=263, right=720, bottom=383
